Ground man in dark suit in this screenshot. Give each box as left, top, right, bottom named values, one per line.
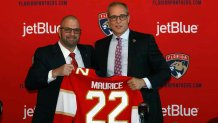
left=94, top=2, right=171, bottom=123
left=25, top=15, right=94, bottom=123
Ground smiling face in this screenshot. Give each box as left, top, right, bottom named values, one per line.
left=59, top=17, right=81, bottom=51
left=108, top=4, right=130, bottom=37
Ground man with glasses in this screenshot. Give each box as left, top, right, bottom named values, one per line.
left=25, top=15, right=94, bottom=123
left=94, top=2, right=171, bottom=123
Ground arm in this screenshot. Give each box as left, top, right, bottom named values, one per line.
left=146, top=35, right=171, bottom=89
left=25, top=48, right=51, bottom=90
left=25, top=48, right=74, bottom=90
left=127, top=34, right=171, bottom=90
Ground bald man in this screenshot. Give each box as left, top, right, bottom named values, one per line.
left=25, top=15, right=94, bottom=123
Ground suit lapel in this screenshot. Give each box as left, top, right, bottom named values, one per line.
left=78, top=45, right=89, bottom=68
left=128, top=31, right=137, bottom=76
left=52, top=43, right=66, bottom=67
left=102, top=35, right=112, bottom=75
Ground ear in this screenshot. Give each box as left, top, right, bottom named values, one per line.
left=58, top=26, right=61, bottom=38
left=182, top=61, right=185, bottom=65
left=127, top=15, right=130, bottom=24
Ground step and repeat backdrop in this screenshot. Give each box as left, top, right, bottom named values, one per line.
left=0, top=0, right=217, bottom=123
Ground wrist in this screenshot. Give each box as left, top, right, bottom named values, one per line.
left=140, top=79, right=147, bottom=88
left=52, top=69, right=58, bottom=78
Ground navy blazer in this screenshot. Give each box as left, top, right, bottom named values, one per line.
left=25, top=43, right=94, bottom=123
left=94, top=30, right=171, bottom=123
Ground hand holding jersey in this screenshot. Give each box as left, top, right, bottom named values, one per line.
left=52, top=64, right=74, bottom=77
left=127, top=77, right=147, bottom=90
left=52, top=52, right=79, bottom=77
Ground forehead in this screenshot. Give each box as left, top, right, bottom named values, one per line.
left=61, top=18, right=80, bottom=28
left=108, top=5, right=127, bottom=15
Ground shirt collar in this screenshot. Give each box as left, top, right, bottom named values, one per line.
left=112, top=28, right=130, bottom=41
left=58, top=41, right=79, bottom=59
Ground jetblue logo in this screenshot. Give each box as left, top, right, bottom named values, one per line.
left=162, top=104, right=199, bottom=117
left=156, top=21, right=199, bottom=36
left=22, top=22, right=59, bottom=37
left=166, top=53, right=189, bottom=79
left=98, top=12, right=112, bottom=36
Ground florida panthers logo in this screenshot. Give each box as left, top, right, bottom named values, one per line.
left=98, top=12, right=112, bottom=36
left=166, top=53, right=189, bottom=79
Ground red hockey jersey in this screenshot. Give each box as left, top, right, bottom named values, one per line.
left=54, top=68, right=143, bottom=123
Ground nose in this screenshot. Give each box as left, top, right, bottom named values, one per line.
left=69, top=30, right=75, bottom=35
left=115, top=17, right=122, bottom=23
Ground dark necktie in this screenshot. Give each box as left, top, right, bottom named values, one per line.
left=69, top=53, right=78, bottom=68
left=114, top=37, right=122, bottom=76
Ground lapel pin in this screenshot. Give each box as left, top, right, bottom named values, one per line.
left=132, top=39, right=136, bottom=43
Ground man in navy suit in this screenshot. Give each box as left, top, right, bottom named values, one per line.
left=25, top=15, right=94, bottom=123
left=94, top=2, right=171, bottom=123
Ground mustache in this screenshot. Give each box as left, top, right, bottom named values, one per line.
left=66, top=36, right=77, bottom=39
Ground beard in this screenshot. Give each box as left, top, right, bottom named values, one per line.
left=60, top=35, right=79, bottom=49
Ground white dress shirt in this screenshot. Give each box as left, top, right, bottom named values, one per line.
left=107, top=29, right=152, bottom=89
left=47, top=41, right=84, bottom=83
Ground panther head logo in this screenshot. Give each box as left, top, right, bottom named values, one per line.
left=98, top=12, right=112, bottom=36
left=166, top=53, right=189, bottom=79
left=102, top=21, right=109, bottom=30
left=170, top=61, right=188, bottom=79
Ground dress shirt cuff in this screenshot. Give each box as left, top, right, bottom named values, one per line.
left=48, top=70, right=56, bottom=83
left=143, top=78, right=152, bottom=89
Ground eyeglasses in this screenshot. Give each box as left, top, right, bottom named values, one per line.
left=108, top=14, right=128, bottom=21
left=60, top=27, right=81, bottom=34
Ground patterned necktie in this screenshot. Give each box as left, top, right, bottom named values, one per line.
left=114, top=37, right=122, bottom=76
left=69, top=53, right=78, bottom=68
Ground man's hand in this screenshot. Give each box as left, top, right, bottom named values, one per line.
left=52, top=64, right=74, bottom=77
left=127, top=77, right=146, bottom=90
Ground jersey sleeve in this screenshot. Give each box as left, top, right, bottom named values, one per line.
left=53, top=76, right=77, bottom=123
left=131, top=106, right=140, bottom=123
left=130, top=89, right=143, bottom=123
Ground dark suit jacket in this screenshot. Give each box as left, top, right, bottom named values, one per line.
left=94, top=30, right=171, bottom=123
left=25, top=43, right=94, bottom=123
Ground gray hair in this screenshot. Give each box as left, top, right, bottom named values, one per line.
left=107, top=2, right=129, bottom=16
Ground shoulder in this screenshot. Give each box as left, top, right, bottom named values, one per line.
left=78, top=44, right=93, bottom=49
left=95, top=35, right=112, bottom=46
left=34, top=43, right=58, bottom=54
left=77, top=44, right=94, bottom=52
left=129, top=30, right=156, bottom=45
left=130, top=30, right=154, bottom=39
left=35, top=43, right=61, bottom=56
